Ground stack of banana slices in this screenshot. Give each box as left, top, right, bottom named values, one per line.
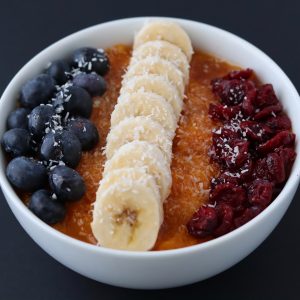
left=91, top=20, right=193, bottom=251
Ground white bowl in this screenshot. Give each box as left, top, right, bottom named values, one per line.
left=0, top=17, right=299, bottom=289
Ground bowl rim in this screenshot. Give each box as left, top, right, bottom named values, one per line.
left=0, top=16, right=299, bottom=258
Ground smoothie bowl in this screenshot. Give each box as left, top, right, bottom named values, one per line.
left=0, top=17, right=299, bottom=289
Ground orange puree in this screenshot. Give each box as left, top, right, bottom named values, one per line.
left=52, top=44, right=239, bottom=250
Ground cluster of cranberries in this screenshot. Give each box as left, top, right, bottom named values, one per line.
left=2, top=47, right=109, bottom=224
left=187, top=69, right=296, bottom=238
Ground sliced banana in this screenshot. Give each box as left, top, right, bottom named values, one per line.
left=111, top=91, right=177, bottom=132
left=132, top=40, right=190, bottom=83
left=124, top=57, right=185, bottom=98
left=104, top=141, right=171, bottom=200
left=120, top=74, right=183, bottom=120
left=134, top=20, right=193, bottom=62
left=92, top=19, right=194, bottom=251
left=92, top=168, right=162, bottom=251
left=105, top=116, right=173, bottom=163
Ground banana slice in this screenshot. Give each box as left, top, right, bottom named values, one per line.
left=134, top=20, right=193, bottom=62
left=120, top=74, right=183, bottom=120
left=111, top=91, right=177, bottom=132
left=104, top=141, right=171, bottom=200
left=132, top=40, right=190, bottom=83
left=124, top=57, right=185, bottom=98
left=105, top=116, right=173, bottom=162
left=92, top=167, right=162, bottom=251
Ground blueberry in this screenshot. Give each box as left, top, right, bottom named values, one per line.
left=7, top=108, right=31, bottom=129
left=2, top=128, right=31, bottom=157
left=28, top=104, right=56, bottom=139
left=73, top=73, right=106, bottom=96
left=53, top=85, right=92, bottom=118
left=46, top=60, right=70, bottom=85
left=20, top=74, right=56, bottom=108
left=28, top=189, right=66, bottom=224
left=66, top=117, right=99, bottom=150
left=40, top=130, right=82, bottom=168
left=71, top=47, right=109, bottom=75
left=49, top=165, right=85, bottom=202
left=6, top=156, right=47, bottom=192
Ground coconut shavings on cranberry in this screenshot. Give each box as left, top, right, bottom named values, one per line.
left=187, top=68, right=296, bottom=239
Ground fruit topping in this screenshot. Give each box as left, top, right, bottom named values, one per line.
left=6, top=157, right=47, bottom=192
left=208, top=104, right=240, bottom=121
left=277, top=147, right=296, bottom=175
left=248, top=179, right=273, bottom=207
left=239, top=121, right=272, bottom=142
left=28, top=190, right=66, bottom=224
left=73, top=73, right=106, bottom=96
left=253, top=103, right=282, bottom=120
left=186, top=206, right=218, bottom=238
left=66, top=117, right=99, bottom=150
left=210, top=182, right=247, bottom=208
left=188, top=68, right=296, bottom=239
left=20, top=74, right=56, bottom=108
left=255, top=84, right=279, bottom=107
left=46, top=60, right=70, bottom=85
left=3, top=46, right=107, bottom=225
left=265, top=114, right=292, bottom=131
left=213, top=204, right=234, bottom=237
left=7, top=108, right=30, bottom=130
left=53, top=85, right=92, bottom=118
left=40, top=130, right=82, bottom=168
left=28, top=104, right=55, bottom=139
left=234, top=206, right=262, bottom=228
left=211, top=78, right=256, bottom=107
left=49, top=166, right=85, bottom=202
left=266, top=152, right=286, bottom=184
left=71, top=47, right=109, bottom=75
left=257, top=130, right=295, bottom=154
left=2, top=128, right=31, bottom=157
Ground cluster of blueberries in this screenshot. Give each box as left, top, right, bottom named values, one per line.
left=2, top=47, right=109, bottom=224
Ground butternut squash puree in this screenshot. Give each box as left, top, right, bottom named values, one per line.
left=51, top=44, right=239, bottom=250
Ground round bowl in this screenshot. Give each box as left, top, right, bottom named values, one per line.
left=0, top=17, right=299, bottom=289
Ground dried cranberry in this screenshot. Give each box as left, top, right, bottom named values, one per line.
left=254, top=103, right=282, bottom=120
left=236, top=159, right=253, bottom=182
left=210, top=182, right=247, bottom=207
left=255, top=84, right=279, bottom=107
left=252, top=158, right=270, bottom=180
left=242, top=94, right=254, bottom=116
left=276, top=147, right=297, bottom=175
left=265, top=114, right=292, bottom=131
left=252, top=153, right=286, bottom=184
left=210, top=175, right=239, bottom=191
left=212, top=79, right=247, bottom=106
left=234, top=206, right=262, bottom=228
left=240, top=121, right=273, bottom=142
left=223, top=68, right=253, bottom=80
left=209, top=104, right=241, bottom=121
left=196, top=69, right=297, bottom=241
left=258, top=130, right=295, bottom=154
left=186, top=206, right=218, bottom=238
left=213, top=126, right=240, bottom=141
left=223, top=140, right=249, bottom=170
left=213, top=204, right=234, bottom=237
left=241, top=81, right=257, bottom=116
left=248, top=179, right=273, bottom=207
left=266, top=152, right=286, bottom=184
left=210, top=127, right=241, bottom=163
